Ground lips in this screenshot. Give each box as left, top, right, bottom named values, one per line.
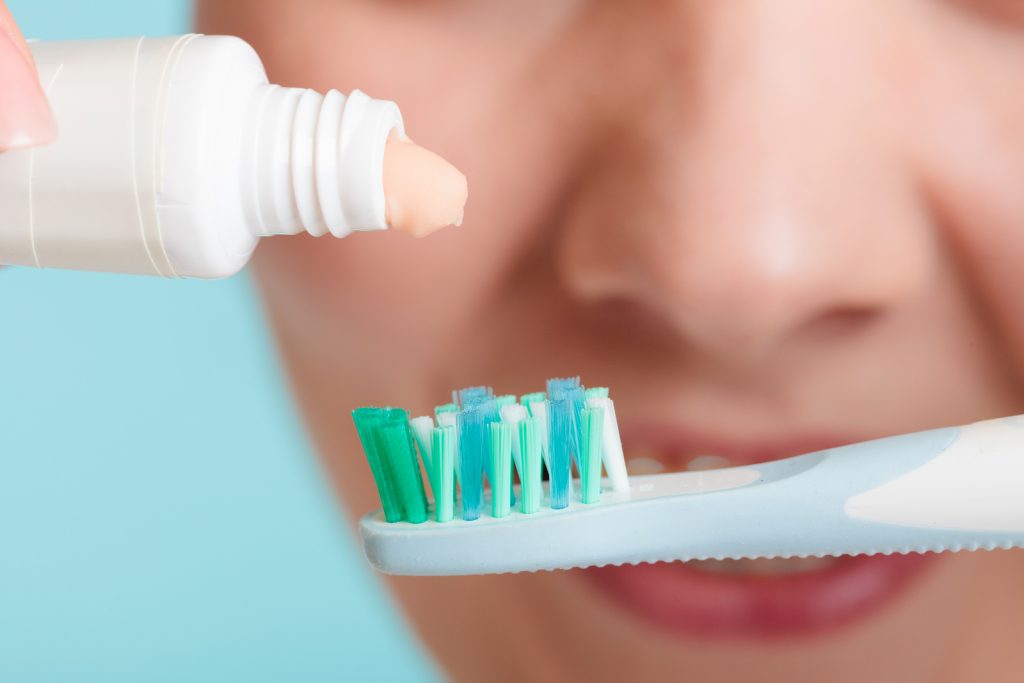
left=582, top=421, right=942, bottom=638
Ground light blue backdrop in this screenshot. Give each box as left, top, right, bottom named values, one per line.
left=1, top=2, right=437, bottom=681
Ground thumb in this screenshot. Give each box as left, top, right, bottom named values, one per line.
left=0, top=1, right=57, bottom=151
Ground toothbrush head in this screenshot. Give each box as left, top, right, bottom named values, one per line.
left=352, top=376, right=628, bottom=526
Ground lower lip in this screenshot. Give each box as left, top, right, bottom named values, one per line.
left=584, top=553, right=939, bottom=638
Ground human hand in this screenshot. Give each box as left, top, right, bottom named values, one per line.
left=0, top=1, right=56, bottom=150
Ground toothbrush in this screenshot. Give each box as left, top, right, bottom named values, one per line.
left=353, top=380, right=1024, bottom=576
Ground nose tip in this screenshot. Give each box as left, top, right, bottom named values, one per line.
left=638, top=213, right=885, bottom=358
left=558, top=170, right=936, bottom=362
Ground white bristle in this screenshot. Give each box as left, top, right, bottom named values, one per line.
left=500, top=403, right=528, bottom=478
left=587, top=396, right=629, bottom=492
left=530, top=400, right=551, bottom=473
left=409, top=415, right=434, bottom=473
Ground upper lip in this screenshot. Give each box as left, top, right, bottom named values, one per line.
left=617, top=418, right=865, bottom=468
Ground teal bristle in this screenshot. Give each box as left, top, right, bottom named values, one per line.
left=379, top=416, right=429, bottom=523
left=585, top=387, right=609, bottom=399
left=519, top=392, right=546, bottom=412
left=580, top=406, right=604, bottom=504
left=489, top=422, right=512, bottom=518
left=352, top=407, right=429, bottom=523
left=352, top=408, right=402, bottom=522
left=435, top=402, right=458, bottom=418
left=494, top=394, right=517, bottom=409
left=517, top=417, right=542, bottom=514
left=432, top=426, right=455, bottom=523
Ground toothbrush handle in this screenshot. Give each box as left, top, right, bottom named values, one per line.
left=677, top=415, right=1024, bottom=561
left=841, top=415, right=1024, bottom=533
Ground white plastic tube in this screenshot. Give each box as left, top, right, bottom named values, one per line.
left=0, top=34, right=405, bottom=278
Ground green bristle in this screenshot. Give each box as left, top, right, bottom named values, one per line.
left=435, top=402, right=458, bottom=417
left=352, top=407, right=403, bottom=523
left=580, top=406, right=605, bottom=504
left=378, top=411, right=429, bottom=523
left=489, top=422, right=512, bottom=518
left=519, top=392, right=546, bottom=415
left=585, top=387, right=609, bottom=399
left=494, top=394, right=517, bottom=409
left=432, top=426, right=455, bottom=523
left=517, top=417, right=542, bottom=514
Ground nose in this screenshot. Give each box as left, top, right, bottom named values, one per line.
left=557, top=2, right=938, bottom=362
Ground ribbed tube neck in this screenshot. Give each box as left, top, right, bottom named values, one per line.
left=243, top=86, right=404, bottom=238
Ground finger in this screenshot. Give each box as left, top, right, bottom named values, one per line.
left=0, top=1, right=57, bottom=151
left=0, top=0, right=33, bottom=65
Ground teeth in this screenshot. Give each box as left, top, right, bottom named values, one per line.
left=626, top=453, right=733, bottom=474
left=685, top=454, right=732, bottom=472
left=689, top=557, right=838, bottom=576
left=625, top=456, right=665, bottom=475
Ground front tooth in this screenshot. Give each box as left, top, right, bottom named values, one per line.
left=625, top=456, right=665, bottom=475
left=686, top=454, right=731, bottom=472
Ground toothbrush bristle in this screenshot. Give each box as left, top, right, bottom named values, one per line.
left=456, top=386, right=493, bottom=409
left=518, top=417, right=542, bottom=514
left=352, top=407, right=430, bottom=523
left=580, top=406, right=605, bottom=504
left=546, top=377, right=581, bottom=398
left=432, top=426, right=455, bottom=523
left=379, top=417, right=429, bottom=524
left=489, top=422, right=513, bottom=518
left=353, top=377, right=627, bottom=523
left=494, top=394, right=517, bottom=409
left=435, top=402, right=458, bottom=418
left=457, top=405, right=487, bottom=521
left=548, top=397, right=574, bottom=510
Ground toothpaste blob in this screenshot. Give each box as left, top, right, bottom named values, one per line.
left=383, top=131, right=468, bottom=237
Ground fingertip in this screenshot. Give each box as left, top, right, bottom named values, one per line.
left=0, top=21, right=57, bottom=152
left=0, top=0, right=34, bottom=66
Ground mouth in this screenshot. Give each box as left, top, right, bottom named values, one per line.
left=583, top=422, right=941, bottom=639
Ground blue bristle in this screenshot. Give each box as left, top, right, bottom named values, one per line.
left=475, top=397, right=517, bottom=509
left=454, top=386, right=518, bottom=518
left=546, top=377, right=581, bottom=401
left=457, top=406, right=486, bottom=521
left=548, top=397, right=574, bottom=509
left=547, top=377, right=585, bottom=472
left=456, top=386, right=493, bottom=409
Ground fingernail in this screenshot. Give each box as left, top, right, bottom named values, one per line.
left=0, top=30, right=57, bottom=151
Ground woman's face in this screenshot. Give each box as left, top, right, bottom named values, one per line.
left=201, top=1, right=1024, bottom=680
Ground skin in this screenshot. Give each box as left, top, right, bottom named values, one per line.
left=196, top=1, right=1024, bottom=681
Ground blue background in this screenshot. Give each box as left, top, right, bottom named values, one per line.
left=2, top=2, right=437, bottom=681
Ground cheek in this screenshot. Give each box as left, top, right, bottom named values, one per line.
left=904, top=17, right=1024, bottom=378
